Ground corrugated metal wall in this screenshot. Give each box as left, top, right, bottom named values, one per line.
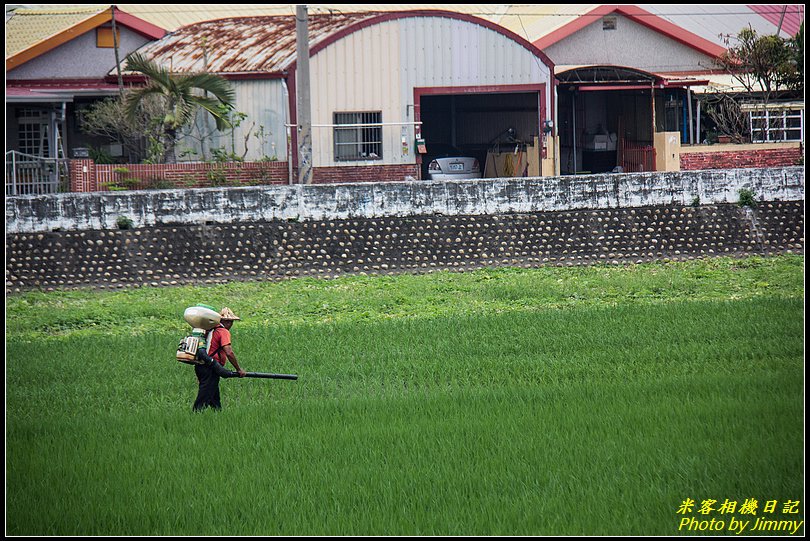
left=219, top=15, right=552, bottom=166
left=311, top=19, right=404, bottom=168
left=230, top=80, right=288, bottom=162
left=181, top=79, right=288, bottom=163
left=310, top=16, right=552, bottom=168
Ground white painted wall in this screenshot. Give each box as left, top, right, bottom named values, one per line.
left=6, top=167, right=804, bottom=233
left=546, top=14, right=715, bottom=73
left=8, top=26, right=151, bottom=79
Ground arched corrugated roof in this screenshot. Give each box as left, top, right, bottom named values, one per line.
left=133, top=10, right=554, bottom=77
left=557, top=65, right=660, bottom=84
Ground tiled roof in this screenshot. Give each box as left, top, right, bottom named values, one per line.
left=5, top=5, right=105, bottom=58
left=5, top=5, right=165, bottom=72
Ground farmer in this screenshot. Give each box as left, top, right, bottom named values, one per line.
left=193, top=307, right=247, bottom=411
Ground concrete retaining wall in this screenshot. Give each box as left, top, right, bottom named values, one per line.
left=6, top=167, right=804, bottom=234
left=5, top=168, right=804, bottom=292
left=6, top=201, right=804, bottom=292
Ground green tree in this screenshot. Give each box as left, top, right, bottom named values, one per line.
left=784, top=22, right=803, bottom=91
left=123, top=52, right=236, bottom=163
left=711, top=25, right=803, bottom=142
left=80, top=94, right=168, bottom=163
left=718, top=26, right=795, bottom=96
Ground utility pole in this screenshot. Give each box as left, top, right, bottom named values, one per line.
left=111, top=5, right=124, bottom=96
left=296, top=5, right=313, bottom=184
left=776, top=5, right=787, bottom=36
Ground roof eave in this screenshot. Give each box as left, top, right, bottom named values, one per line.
left=6, top=7, right=166, bottom=72
left=534, top=5, right=727, bottom=60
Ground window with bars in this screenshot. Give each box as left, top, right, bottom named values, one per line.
left=333, top=111, right=383, bottom=161
left=748, top=107, right=804, bottom=143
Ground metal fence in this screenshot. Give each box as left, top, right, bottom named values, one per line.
left=620, top=141, right=656, bottom=173
left=5, top=151, right=70, bottom=196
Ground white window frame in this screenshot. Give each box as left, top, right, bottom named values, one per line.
left=333, top=111, right=383, bottom=161
left=746, top=104, right=804, bottom=143
left=17, top=109, right=50, bottom=157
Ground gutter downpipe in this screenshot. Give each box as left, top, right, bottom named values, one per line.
left=281, top=78, right=293, bottom=185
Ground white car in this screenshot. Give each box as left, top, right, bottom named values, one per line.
left=425, top=144, right=482, bottom=180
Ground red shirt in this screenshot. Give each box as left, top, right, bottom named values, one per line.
left=207, top=325, right=231, bottom=366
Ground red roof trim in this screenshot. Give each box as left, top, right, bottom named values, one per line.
left=114, top=8, right=168, bottom=40
left=576, top=85, right=653, bottom=92
left=534, top=5, right=727, bottom=59
left=414, top=83, right=548, bottom=97
left=8, top=84, right=121, bottom=92
left=6, top=80, right=122, bottom=102
left=6, top=78, right=119, bottom=89
left=662, top=79, right=710, bottom=88
left=6, top=7, right=166, bottom=71
left=220, top=72, right=287, bottom=81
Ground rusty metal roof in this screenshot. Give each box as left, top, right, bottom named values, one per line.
left=133, top=12, right=379, bottom=75
left=114, top=4, right=498, bottom=32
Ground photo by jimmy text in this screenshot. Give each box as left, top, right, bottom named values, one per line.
left=677, top=498, right=803, bottom=535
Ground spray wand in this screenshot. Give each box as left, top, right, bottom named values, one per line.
left=176, top=305, right=298, bottom=381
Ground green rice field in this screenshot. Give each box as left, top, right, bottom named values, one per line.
left=5, top=255, right=805, bottom=535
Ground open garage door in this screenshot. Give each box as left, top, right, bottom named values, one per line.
left=415, top=88, right=543, bottom=180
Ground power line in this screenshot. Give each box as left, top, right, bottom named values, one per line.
left=11, top=5, right=802, bottom=19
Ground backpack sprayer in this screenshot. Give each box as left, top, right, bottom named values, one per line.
left=176, top=304, right=298, bottom=380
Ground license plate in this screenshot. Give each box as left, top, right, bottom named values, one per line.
left=449, top=163, right=464, bottom=171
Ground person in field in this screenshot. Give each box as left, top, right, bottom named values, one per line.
left=193, top=307, right=247, bottom=411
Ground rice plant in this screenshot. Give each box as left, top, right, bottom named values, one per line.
left=6, top=255, right=804, bottom=535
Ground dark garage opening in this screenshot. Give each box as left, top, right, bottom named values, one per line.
left=555, top=65, right=703, bottom=175
left=557, top=87, right=655, bottom=175
left=418, top=92, right=541, bottom=179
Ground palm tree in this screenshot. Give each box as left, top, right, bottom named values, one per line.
left=123, top=52, right=236, bottom=164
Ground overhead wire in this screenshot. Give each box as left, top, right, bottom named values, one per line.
left=13, top=5, right=801, bottom=18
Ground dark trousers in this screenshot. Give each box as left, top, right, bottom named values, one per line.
left=193, top=351, right=235, bottom=412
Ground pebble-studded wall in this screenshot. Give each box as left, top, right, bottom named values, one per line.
left=6, top=201, right=803, bottom=292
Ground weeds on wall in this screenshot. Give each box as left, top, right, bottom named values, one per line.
left=738, top=188, right=758, bottom=208
left=115, top=216, right=134, bottom=230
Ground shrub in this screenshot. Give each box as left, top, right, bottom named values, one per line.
left=116, top=216, right=134, bottom=230
left=738, top=188, right=757, bottom=208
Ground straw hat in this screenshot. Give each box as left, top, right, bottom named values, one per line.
left=219, top=307, right=241, bottom=321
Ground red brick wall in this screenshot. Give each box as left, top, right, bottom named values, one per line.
left=69, top=159, right=99, bottom=192
left=92, top=161, right=289, bottom=191
left=681, top=146, right=803, bottom=170
left=70, top=148, right=799, bottom=191
left=69, top=161, right=423, bottom=192
left=312, top=164, right=420, bottom=184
